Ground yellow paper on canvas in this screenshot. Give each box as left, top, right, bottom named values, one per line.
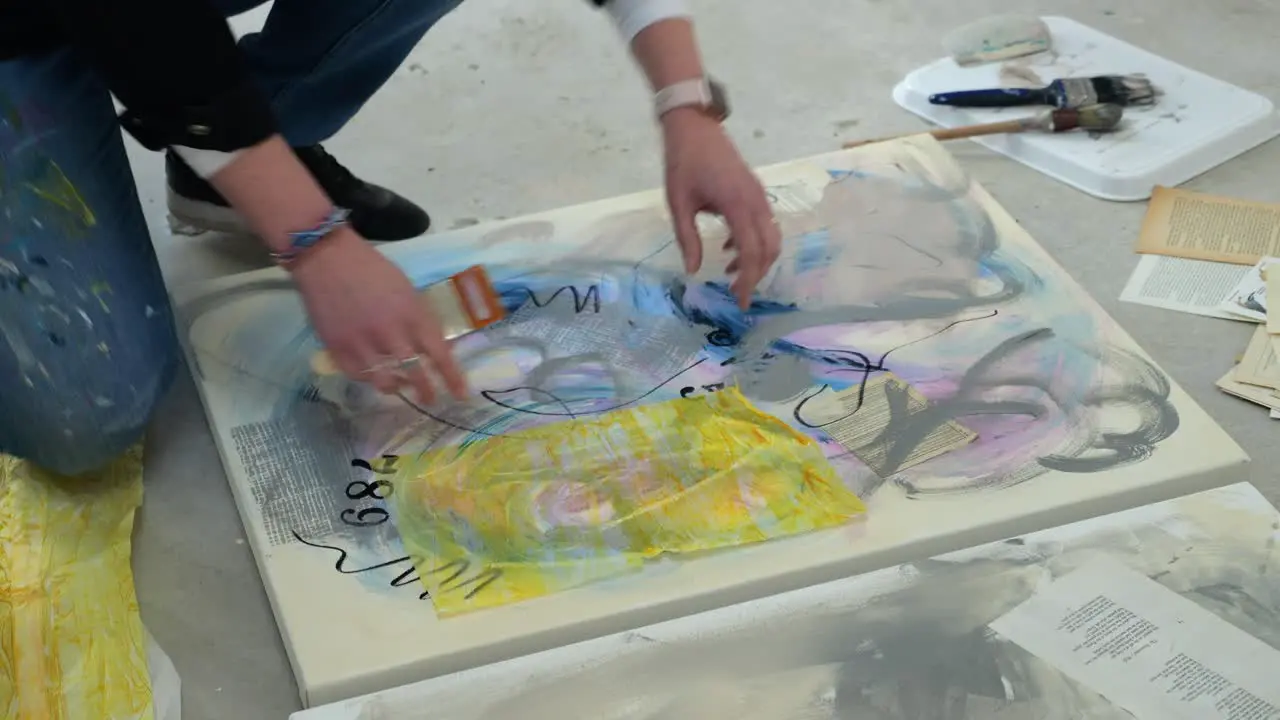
left=391, top=387, right=866, bottom=615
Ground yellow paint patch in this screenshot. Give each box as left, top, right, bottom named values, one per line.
left=0, top=446, right=153, bottom=719
left=392, top=387, right=866, bottom=616
left=23, top=161, right=96, bottom=229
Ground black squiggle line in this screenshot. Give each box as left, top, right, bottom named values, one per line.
left=479, top=358, right=706, bottom=417
left=632, top=240, right=675, bottom=273
left=792, top=311, right=1000, bottom=430
left=394, top=393, right=520, bottom=440
left=877, top=310, right=999, bottom=364
left=426, top=559, right=504, bottom=600
left=794, top=381, right=873, bottom=429
left=889, top=233, right=946, bottom=268
left=524, top=386, right=577, bottom=419
left=291, top=531, right=499, bottom=601
left=393, top=359, right=696, bottom=439
left=389, top=565, right=431, bottom=600
left=291, top=531, right=413, bottom=575
left=516, top=285, right=601, bottom=314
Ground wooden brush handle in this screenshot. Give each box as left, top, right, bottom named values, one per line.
left=843, top=119, right=1030, bottom=148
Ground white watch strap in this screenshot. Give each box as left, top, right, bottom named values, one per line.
left=654, top=78, right=713, bottom=119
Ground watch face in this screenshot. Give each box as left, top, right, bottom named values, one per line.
left=709, top=79, right=730, bottom=121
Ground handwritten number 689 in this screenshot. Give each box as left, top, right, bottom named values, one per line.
left=340, top=507, right=390, bottom=527
left=346, top=479, right=392, bottom=501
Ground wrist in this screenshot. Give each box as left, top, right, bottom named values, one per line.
left=286, top=224, right=364, bottom=281
left=660, top=106, right=721, bottom=135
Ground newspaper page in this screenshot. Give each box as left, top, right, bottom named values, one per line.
left=1120, top=254, right=1251, bottom=319
left=991, top=557, right=1280, bottom=720
left=1136, top=186, right=1280, bottom=265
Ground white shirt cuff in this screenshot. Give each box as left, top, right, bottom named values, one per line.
left=172, top=145, right=242, bottom=180
left=604, top=0, right=692, bottom=43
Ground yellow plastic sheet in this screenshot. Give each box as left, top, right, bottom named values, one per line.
left=0, top=446, right=153, bottom=719
left=393, top=387, right=867, bottom=616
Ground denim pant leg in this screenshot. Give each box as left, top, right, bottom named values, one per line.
left=0, top=49, right=180, bottom=476
left=222, top=0, right=467, bottom=146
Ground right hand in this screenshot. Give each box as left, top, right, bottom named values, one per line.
left=289, top=227, right=469, bottom=405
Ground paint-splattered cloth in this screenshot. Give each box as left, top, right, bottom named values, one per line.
left=0, top=445, right=156, bottom=718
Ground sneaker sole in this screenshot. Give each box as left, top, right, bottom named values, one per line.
left=166, top=189, right=394, bottom=245
left=166, top=188, right=252, bottom=236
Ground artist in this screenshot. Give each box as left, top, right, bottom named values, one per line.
left=0, top=0, right=780, bottom=474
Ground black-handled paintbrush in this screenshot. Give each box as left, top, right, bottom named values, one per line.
left=929, top=75, right=1159, bottom=109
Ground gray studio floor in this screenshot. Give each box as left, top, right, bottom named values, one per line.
left=123, top=0, right=1280, bottom=716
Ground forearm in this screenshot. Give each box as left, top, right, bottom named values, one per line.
left=629, top=17, right=705, bottom=91
left=206, top=138, right=340, bottom=256
left=601, top=0, right=703, bottom=90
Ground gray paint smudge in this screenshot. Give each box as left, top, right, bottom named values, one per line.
left=438, top=513, right=1278, bottom=720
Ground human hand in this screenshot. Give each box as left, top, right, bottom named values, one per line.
left=662, top=108, right=780, bottom=309
left=289, top=227, right=469, bottom=404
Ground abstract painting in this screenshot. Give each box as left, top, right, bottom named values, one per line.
left=292, top=482, right=1280, bottom=720
left=176, top=135, right=1247, bottom=705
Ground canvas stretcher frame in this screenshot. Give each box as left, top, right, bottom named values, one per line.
left=174, top=135, right=1249, bottom=706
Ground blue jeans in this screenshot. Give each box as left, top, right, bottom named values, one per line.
left=0, top=0, right=462, bottom=474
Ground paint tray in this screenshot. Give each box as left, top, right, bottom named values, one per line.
left=893, top=16, right=1280, bottom=201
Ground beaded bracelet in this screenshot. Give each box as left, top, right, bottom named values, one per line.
left=269, top=207, right=352, bottom=267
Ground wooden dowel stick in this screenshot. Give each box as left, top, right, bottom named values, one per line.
left=843, top=119, right=1030, bottom=148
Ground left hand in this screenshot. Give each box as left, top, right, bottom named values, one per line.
left=661, top=107, right=780, bottom=310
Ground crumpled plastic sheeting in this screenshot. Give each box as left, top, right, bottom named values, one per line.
left=0, top=445, right=156, bottom=719
left=393, top=387, right=867, bottom=616
left=145, top=627, right=181, bottom=720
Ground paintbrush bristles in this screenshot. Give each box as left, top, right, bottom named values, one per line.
left=1032, top=104, right=1124, bottom=134
left=1051, top=75, right=1158, bottom=109
left=1076, top=103, right=1125, bottom=131
left=1098, top=74, right=1160, bottom=106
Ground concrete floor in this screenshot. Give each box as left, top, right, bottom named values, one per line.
left=123, top=0, right=1280, bottom=716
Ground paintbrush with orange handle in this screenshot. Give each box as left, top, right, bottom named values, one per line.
left=309, top=264, right=506, bottom=376
left=843, top=103, right=1123, bottom=149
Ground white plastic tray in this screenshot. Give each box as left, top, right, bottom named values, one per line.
left=893, top=16, right=1280, bottom=201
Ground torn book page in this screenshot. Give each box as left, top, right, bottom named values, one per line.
left=1218, top=256, right=1278, bottom=322
left=990, top=556, right=1280, bottom=720
left=1120, top=254, right=1251, bottom=320
left=800, top=371, right=977, bottom=477
left=0, top=446, right=155, bottom=719
left=1268, top=269, right=1280, bottom=336
left=1136, top=186, right=1280, bottom=266
left=1234, top=325, right=1280, bottom=389
left=1216, top=367, right=1280, bottom=411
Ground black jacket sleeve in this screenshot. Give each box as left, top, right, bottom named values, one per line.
left=45, top=0, right=614, bottom=153
left=48, top=0, right=277, bottom=152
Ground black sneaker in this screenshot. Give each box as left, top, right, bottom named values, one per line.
left=165, top=145, right=431, bottom=242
